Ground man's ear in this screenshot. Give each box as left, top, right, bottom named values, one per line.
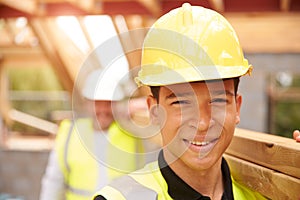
left=147, top=95, right=160, bottom=125
left=235, top=94, right=242, bottom=124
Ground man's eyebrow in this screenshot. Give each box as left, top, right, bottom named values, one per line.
left=165, top=90, right=235, bottom=100
left=165, top=92, right=194, bottom=99
left=211, top=90, right=235, bottom=96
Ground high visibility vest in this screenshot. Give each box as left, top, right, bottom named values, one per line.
left=56, top=118, right=144, bottom=200
left=95, top=161, right=267, bottom=200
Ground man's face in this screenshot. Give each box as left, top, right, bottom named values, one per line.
left=148, top=79, right=242, bottom=170
left=94, top=100, right=114, bottom=131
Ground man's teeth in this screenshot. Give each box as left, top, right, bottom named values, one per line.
left=190, top=141, right=210, bottom=146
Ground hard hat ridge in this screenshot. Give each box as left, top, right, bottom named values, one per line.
left=181, top=3, right=193, bottom=27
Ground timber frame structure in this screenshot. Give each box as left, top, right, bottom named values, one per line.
left=0, top=0, right=300, bottom=94
left=0, top=1, right=299, bottom=199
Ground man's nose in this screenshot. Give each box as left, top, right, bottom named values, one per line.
left=188, top=107, right=215, bottom=131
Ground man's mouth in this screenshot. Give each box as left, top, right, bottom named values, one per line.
left=189, top=140, right=210, bottom=146
left=183, top=138, right=219, bottom=154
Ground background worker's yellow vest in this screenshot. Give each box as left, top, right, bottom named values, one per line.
left=95, top=161, right=267, bottom=200
left=56, top=118, right=144, bottom=200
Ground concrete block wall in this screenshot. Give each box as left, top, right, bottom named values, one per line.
left=238, top=53, right=300, bottom=133
left=0, top=149, right=49, bottom=200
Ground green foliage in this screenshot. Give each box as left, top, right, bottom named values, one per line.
left=273, top=73, right=300, bottom=138
left=8, top=67, right=63, bottom=91
left=7, top=67, right=71, bottom=135
left=275, top=102, right=300, bottom=138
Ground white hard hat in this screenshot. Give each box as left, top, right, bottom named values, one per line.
left=81, top=68, right=125, bottom=101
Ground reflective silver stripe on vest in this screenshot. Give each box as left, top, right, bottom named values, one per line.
left=64, top=120, right=74, bottom=173
left=65, top=184, right=93, bottom=196
left=109, top=175, right=158, bottom=200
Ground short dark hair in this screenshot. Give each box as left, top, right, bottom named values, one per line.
left=150, top=86, right=160, bottom=101
left=150, top=77, right=240, bottom=101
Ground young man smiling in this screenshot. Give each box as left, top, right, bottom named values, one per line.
left=94, top=3, right=267, bottom=200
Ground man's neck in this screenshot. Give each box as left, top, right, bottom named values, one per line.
left=93, top=121, right=109, bottom=133
left=166, top=152, right=224, bottom=199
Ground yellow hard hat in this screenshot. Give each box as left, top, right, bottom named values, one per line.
left=135, top=3, right=252, bottom=86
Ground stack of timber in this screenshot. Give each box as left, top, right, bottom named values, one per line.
left=225, top=128, right=300, bottom=200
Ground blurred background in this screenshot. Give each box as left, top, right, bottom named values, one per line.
left=0, top=0, right=300, bottom=199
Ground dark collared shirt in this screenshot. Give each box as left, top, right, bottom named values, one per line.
left=95, top=151, right=234, bottom=200
left=158, top=151, right=234, bottom=200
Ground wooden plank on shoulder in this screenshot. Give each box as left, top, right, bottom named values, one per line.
left=226, top=128, right=300, bottom=179
left=224, top=154, right=300, bottom=200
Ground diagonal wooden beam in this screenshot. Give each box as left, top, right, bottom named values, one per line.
left=135, top=0, right=161, bottom=17
left=8, top=109, right=58, bottom=135
left=113, top=15, right=146, bottom=69
left=29, top=18, right=75, bottom=93
left=280, top=0, right=291, bottom=12
left=0, top=0, right=38, bottom=15
left=208, top=0, right=224, bottom=13
left=3, top=19, right=16, bottom=45
left=0, top=47, right=50, bottom=68
left=67, top=0, right=102, bottom=14
left=77, top=17, right=95, bottom=49
left=0, top=64, right=12, bottom=125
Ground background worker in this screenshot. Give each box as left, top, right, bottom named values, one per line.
left=40, top=68, right=145, bottom=200
left=94, top=3, right=268, bottom=199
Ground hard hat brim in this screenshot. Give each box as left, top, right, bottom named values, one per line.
left=136, top=64, right=252, bottom=86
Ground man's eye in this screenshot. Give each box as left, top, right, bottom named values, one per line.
left=211, top=98, right=227, bottom=103
left=171, top=100, right=190, bottom=105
